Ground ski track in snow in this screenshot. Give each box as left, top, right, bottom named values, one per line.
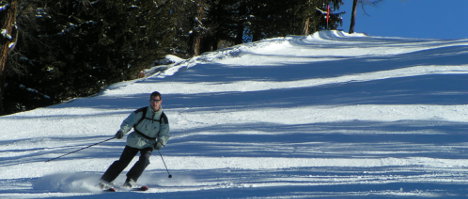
left=2, top=30, right=468, bottom=198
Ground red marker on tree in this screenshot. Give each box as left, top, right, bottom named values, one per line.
left=326, top=5, right=330, bottom=29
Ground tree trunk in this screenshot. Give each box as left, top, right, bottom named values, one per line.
left=192, top=3, right=206, bottom=56
left=0, top=0, right=18, bottom=114
left=349, top=0, right=358, bottom=33
left=303, top=17, right=310, bottom=35
left=234, top=2, right=246, bottom=44
left=192, top=36, right=202, bottom=56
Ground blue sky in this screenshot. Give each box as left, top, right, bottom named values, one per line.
left=338, top=0, right=468, bottom=39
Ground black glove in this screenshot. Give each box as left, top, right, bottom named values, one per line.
left=153, top=142, right=164, bottom=150
left=114, top=130, right=124, bottom=139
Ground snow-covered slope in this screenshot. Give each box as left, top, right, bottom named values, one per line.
left=1, top=30, right=468, bottom=198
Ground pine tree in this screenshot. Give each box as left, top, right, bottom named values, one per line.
left=4, top=0, right=195, bottom=114
left=0, top=0, right=18, bottom=114
left=244, top=0, right=343, bottom=41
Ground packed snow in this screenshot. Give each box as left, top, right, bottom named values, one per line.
left=1, top=30, right=468, bottom=198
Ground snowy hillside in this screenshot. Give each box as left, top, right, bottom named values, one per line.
left=1, top=30, right=468, bottom=198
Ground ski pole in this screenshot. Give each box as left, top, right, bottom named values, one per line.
left=45, top=137, right=115, bottom=162
left=158, top=150, right=172, bottom=178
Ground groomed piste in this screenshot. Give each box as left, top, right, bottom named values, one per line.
left=2, top=30, right=468, bottom=198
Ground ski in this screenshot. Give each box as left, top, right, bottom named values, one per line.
left=99, top=180, right=149, bottom=192
left=102, top=185, right=149, bottom=192
left=103, top=187, right=117, bottom=192
left=133, top=185, right=149, bottom=191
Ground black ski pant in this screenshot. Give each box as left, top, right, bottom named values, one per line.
left=101, top=145, right=153, bottom=183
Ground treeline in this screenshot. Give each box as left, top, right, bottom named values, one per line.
left=1, top=0, right=343, bottom=115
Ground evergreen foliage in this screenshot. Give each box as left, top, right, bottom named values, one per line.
left=1, top=0, right=343, bottom=115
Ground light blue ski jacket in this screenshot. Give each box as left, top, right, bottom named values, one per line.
left=119, top=106, right=170, bottom=149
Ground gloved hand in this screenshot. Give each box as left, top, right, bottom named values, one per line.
left=114, top=130, right=124, bottom=139
left=153, top=141, right=164, bottom=150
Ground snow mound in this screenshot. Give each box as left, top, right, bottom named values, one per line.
left=307, top=30, right=367, bottom=41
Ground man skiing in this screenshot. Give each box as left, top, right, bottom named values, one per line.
left=99, top=91, right=170, bottom=190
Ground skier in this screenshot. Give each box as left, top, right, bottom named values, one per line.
left=99, top=91, right=170, bottom=189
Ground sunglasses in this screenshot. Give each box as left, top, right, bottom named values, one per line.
left=150, top=99, right=162, bottom=103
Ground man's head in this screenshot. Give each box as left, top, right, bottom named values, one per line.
left=149, top=91, right=162, bottom=111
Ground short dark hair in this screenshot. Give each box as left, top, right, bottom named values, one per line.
left=150, top=91, right=162, bottom=99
